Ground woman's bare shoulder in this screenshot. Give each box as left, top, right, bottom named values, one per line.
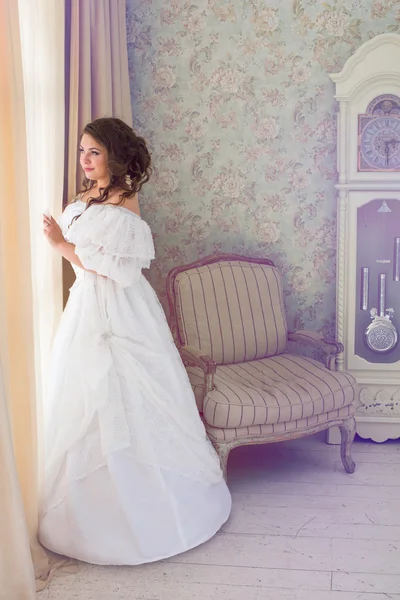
left=106, top=192, right=141, bottom=217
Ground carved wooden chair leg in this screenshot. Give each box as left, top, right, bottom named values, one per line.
left=214, top=443, right=230, bottom=482
left=338, top=417, right=356, bottom=474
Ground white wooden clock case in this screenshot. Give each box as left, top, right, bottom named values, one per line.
left=329, top=33, right=400, bottom=443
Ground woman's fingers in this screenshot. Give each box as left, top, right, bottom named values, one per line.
left=43, top=217, right=52, bottom=232
left=43, top=214, right=53, bottom=229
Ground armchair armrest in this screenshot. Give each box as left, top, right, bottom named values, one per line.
left=288, top=330, right=344, bottom=371
left=179, top=345, right=216, bottom=393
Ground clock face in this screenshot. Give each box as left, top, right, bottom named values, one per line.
left=359, top=116, right=400, bottom=171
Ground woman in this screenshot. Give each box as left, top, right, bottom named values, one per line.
left=39, top=117, right=231, bottom=565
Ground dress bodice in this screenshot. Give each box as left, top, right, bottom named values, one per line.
left=58, top=199, right=155, bottom=287
left=59, top=200, right=86, bottom=238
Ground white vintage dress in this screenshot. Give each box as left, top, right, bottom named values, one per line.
left=38, top=200, right=231, bottom=565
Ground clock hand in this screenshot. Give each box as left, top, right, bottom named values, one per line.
left=384, top=141, right=390, bottom=166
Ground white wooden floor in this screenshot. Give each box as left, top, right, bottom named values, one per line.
left=38, top=432, right=400, bottom=599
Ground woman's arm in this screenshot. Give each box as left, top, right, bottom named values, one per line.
left=56, top=240, right=87, bottom=270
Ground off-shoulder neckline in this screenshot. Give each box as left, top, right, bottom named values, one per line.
left=75, top=199, right=142, bottom=221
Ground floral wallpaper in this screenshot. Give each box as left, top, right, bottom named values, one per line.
left=126, top=0, right=400, bottom=337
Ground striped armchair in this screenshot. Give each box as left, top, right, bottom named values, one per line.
left=166, top=254, right=357, bottom=480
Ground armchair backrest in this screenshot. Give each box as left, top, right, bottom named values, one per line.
left=167, top=254, right=287, bottom=365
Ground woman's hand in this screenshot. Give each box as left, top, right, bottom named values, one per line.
left=43, top=214, right=65, bottom=247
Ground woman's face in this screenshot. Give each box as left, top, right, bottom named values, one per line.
left=79, top=133, right=108, bottom=184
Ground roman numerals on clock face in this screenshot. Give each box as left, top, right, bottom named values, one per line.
left=360, top=116, right=400, bottom=170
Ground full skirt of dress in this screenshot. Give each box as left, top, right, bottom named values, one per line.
left=39, top=269, right=231, bottom=565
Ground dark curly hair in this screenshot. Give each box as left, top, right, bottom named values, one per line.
left=77, top=117, right=151, bottom=211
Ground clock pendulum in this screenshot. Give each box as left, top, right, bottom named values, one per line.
left=362, top=201, right=399, bottom=354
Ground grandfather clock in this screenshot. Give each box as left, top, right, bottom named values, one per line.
left=329, top=33, right=400, bottom=443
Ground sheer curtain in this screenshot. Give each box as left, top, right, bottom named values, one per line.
left=18, top=0, right=65, bottom=442
left=0, top=0, right=64, bottom=596
left=0, top=1, right=40, bottom=597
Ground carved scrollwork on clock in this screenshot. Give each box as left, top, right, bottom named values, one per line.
left=358, top=387, right=400, bottom=416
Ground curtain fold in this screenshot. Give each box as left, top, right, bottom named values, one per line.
left=17, top=0, right=65, bottom=499
left=0, top=1, right=41, bottom=597
left=18, top=0, right=65, bottom=402
left=64, top=0, right=133, bottom=299
left=0, top=363, right=35, bottom=599
left=0, top=0, right=66, bottom=594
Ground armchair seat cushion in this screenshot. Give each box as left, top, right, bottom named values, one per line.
left=187, top=353, right=356, bottom=429
left=205, top=405, right=355, bottom=442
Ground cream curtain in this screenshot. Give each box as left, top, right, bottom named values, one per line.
left=0, top=1, right=41, bottom=596
left=0, top=0, right=65, bottom=595
left=64, top=0, right=133, bottom=297
left=0, top=365, right=35, bottom=599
